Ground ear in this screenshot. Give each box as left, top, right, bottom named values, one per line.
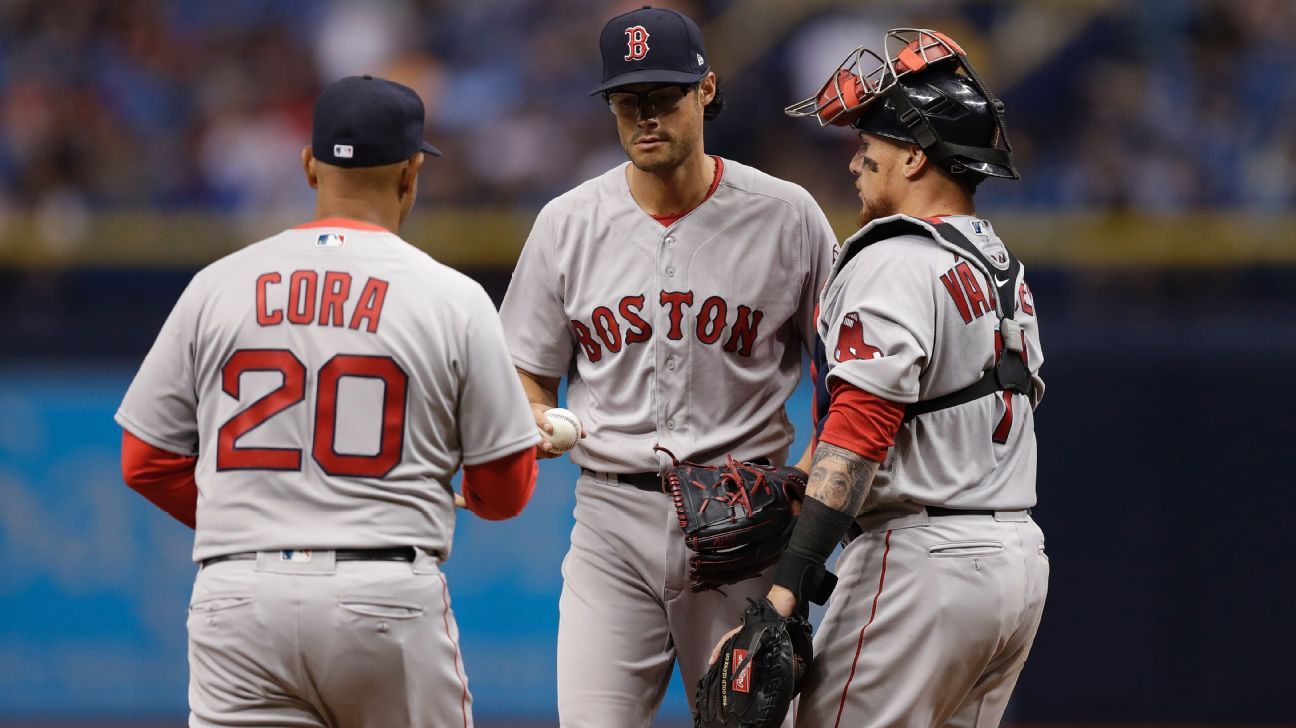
left=301, top=146, right=318, bottom=189
left=697, top=71, right=717, bottom=107
left=398, top=152, right=426, bottom=198
left=902, top=144, right=929, bottom=180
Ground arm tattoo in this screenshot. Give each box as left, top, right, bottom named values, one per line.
left=805, top=442, right=879, bottom=517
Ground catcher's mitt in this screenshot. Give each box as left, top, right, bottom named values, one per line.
left=657, top=447, right=807, bottom=592
left=694, top=598, right=813, bottom=728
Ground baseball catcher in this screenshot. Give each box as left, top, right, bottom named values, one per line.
left=707, top=27, right=1049, bottom=727
left=657, top=446, right=808, bottom=592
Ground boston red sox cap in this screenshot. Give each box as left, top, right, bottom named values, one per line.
left=312, top=74, right=442, bottom=168
left=592, top=5, right=710, bottom=95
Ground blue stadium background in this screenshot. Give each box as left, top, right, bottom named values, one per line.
left=2, top=0, right=1295, bottom=725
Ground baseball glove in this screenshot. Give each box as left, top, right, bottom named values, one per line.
left=657, top=447, right=807, bottom=592
left=694, top=598, right=813, bottom=728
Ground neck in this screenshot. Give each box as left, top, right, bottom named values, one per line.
left=895, top=178, right=974, bottom=220
left=627, top=151, right=715, bottom=216
left=313, top=194, right=401, bottom=232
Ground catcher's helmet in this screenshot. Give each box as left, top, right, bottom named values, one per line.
left=787, top=29, right=1018, bottom=183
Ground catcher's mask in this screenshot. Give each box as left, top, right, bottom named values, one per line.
left=786, top=28, right=1018, bottom=183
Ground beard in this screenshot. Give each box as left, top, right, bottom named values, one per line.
left=857, top=192, right=896, bottom=228
left=626, top=130, right=695, bottom=174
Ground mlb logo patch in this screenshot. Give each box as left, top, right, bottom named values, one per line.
left=333, top=144, right=354, bottom=159
left=970, top=219, right=985, bottom=235
left=316, top=233, right=346, bottom=248
left=280, top=549, right=313, bottom=563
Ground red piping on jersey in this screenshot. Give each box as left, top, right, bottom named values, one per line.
left=439, top=572, right=470, bottom=728
left=293, top=217, right=390, bottom=232
left=818, top=381, right=906, bottom=463
left=833, top=528, right=892, bottom=728
left=120, top=430, right=198, bottom=529
left=459, top=446, right=538, bottom=520
left=650, top=156, right=724, bottom=227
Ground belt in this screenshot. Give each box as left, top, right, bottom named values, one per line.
left=201, top=547, right=416, bottom=568
left=584, top=458, right=772, bottom=494
left=583, top=468, right=663, bottom=492
left=844, top=506, right=1003, bottom=542
left=925, top=506, right=996, bottom=517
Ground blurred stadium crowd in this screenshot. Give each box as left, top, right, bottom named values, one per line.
left=3, top=3, right=1296, bottom=724
left=2, top=0, right=1295, bottom=225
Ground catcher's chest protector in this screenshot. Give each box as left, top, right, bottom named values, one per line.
left=833, top=215, right=1034, bottom=421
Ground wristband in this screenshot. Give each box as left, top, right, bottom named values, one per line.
left=773, top=497, right=856, bottom=607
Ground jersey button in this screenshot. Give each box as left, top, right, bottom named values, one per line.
left=666, top=419, right=677, bottom=431
left=664, top=236, right=676, bottom=248
left=666, top=266, right=676, bottom=277
left=665, top=357, right=677, bottom=371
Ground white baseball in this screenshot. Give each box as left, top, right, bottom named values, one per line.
left=543, top=407, right=581, bottom=452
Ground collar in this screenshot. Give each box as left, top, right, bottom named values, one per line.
left=293, top=217, right=391, bottom=232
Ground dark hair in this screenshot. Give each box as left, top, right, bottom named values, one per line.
left=703, top=75, right=724, bottom=121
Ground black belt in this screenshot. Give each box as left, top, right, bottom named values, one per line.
left=201, top=547, right=416, bottom=568
left=584, top=468, right=663, bottom=492
left=925, top=507, right=996, bottom=517
left=584, top=458, right=772, bottom=494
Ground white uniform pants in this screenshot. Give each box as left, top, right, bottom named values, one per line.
left=796, top=507, right=1049, bottom=728
left=556, top=471, right=779, bottom=727
left=187, top=550, right=472, bottom=728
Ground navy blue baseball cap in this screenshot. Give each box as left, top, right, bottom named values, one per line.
left=591, top=6, right=710, bottom=95
left=312, top=74, right=442, bottom=168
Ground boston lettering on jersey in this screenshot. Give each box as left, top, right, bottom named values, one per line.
left=570, top=291, right=764, bottom=362
left=255, top=270, right=389, bottom=333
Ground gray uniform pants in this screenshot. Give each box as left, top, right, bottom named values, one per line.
left=187, top=550, right=472, bottom=728
left=796, top=507, right=1049, bottom=728
left=557, top=471, right=778, bottom=727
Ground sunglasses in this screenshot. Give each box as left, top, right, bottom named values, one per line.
left=604, top=84, right=697, bottom=119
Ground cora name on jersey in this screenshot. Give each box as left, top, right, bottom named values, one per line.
left=255, top=270, right=389, bottom=333
left=570, top=291, right=764, bottom=363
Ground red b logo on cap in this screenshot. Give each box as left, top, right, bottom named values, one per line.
left=625, top=25, right=650, bottom=60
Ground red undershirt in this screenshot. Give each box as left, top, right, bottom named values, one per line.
left=293, top=217, right=390, bottom=232
left=120, top=432, right=199, bottom=528
left=459, top=448, right=538, bottom=521
left=120, top=430, right=539, bottom=526
left=817, top=381, right=907, bottom=463
left=650, top=157, right=724, bottom=227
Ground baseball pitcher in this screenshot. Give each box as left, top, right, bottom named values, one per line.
left=498, top=7, right=835, bottom=727
left=116, top=75, right=540, bottom=727
left=703, top=29, right=1050, bottom=728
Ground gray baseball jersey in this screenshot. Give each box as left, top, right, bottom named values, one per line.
left=818, top=214, right=1045, bottom=511
left=116, top=219, right=539, bottom=563
left=501, top=158, right=834, bottom=727
left=500, top=158, right=836, bottom=472
left=798, top=213, right=1049, bottom=727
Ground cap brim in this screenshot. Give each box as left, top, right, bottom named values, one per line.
left=420, top=140, right=443, bottom=157
left=590, top=68, right=708, bottom=95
